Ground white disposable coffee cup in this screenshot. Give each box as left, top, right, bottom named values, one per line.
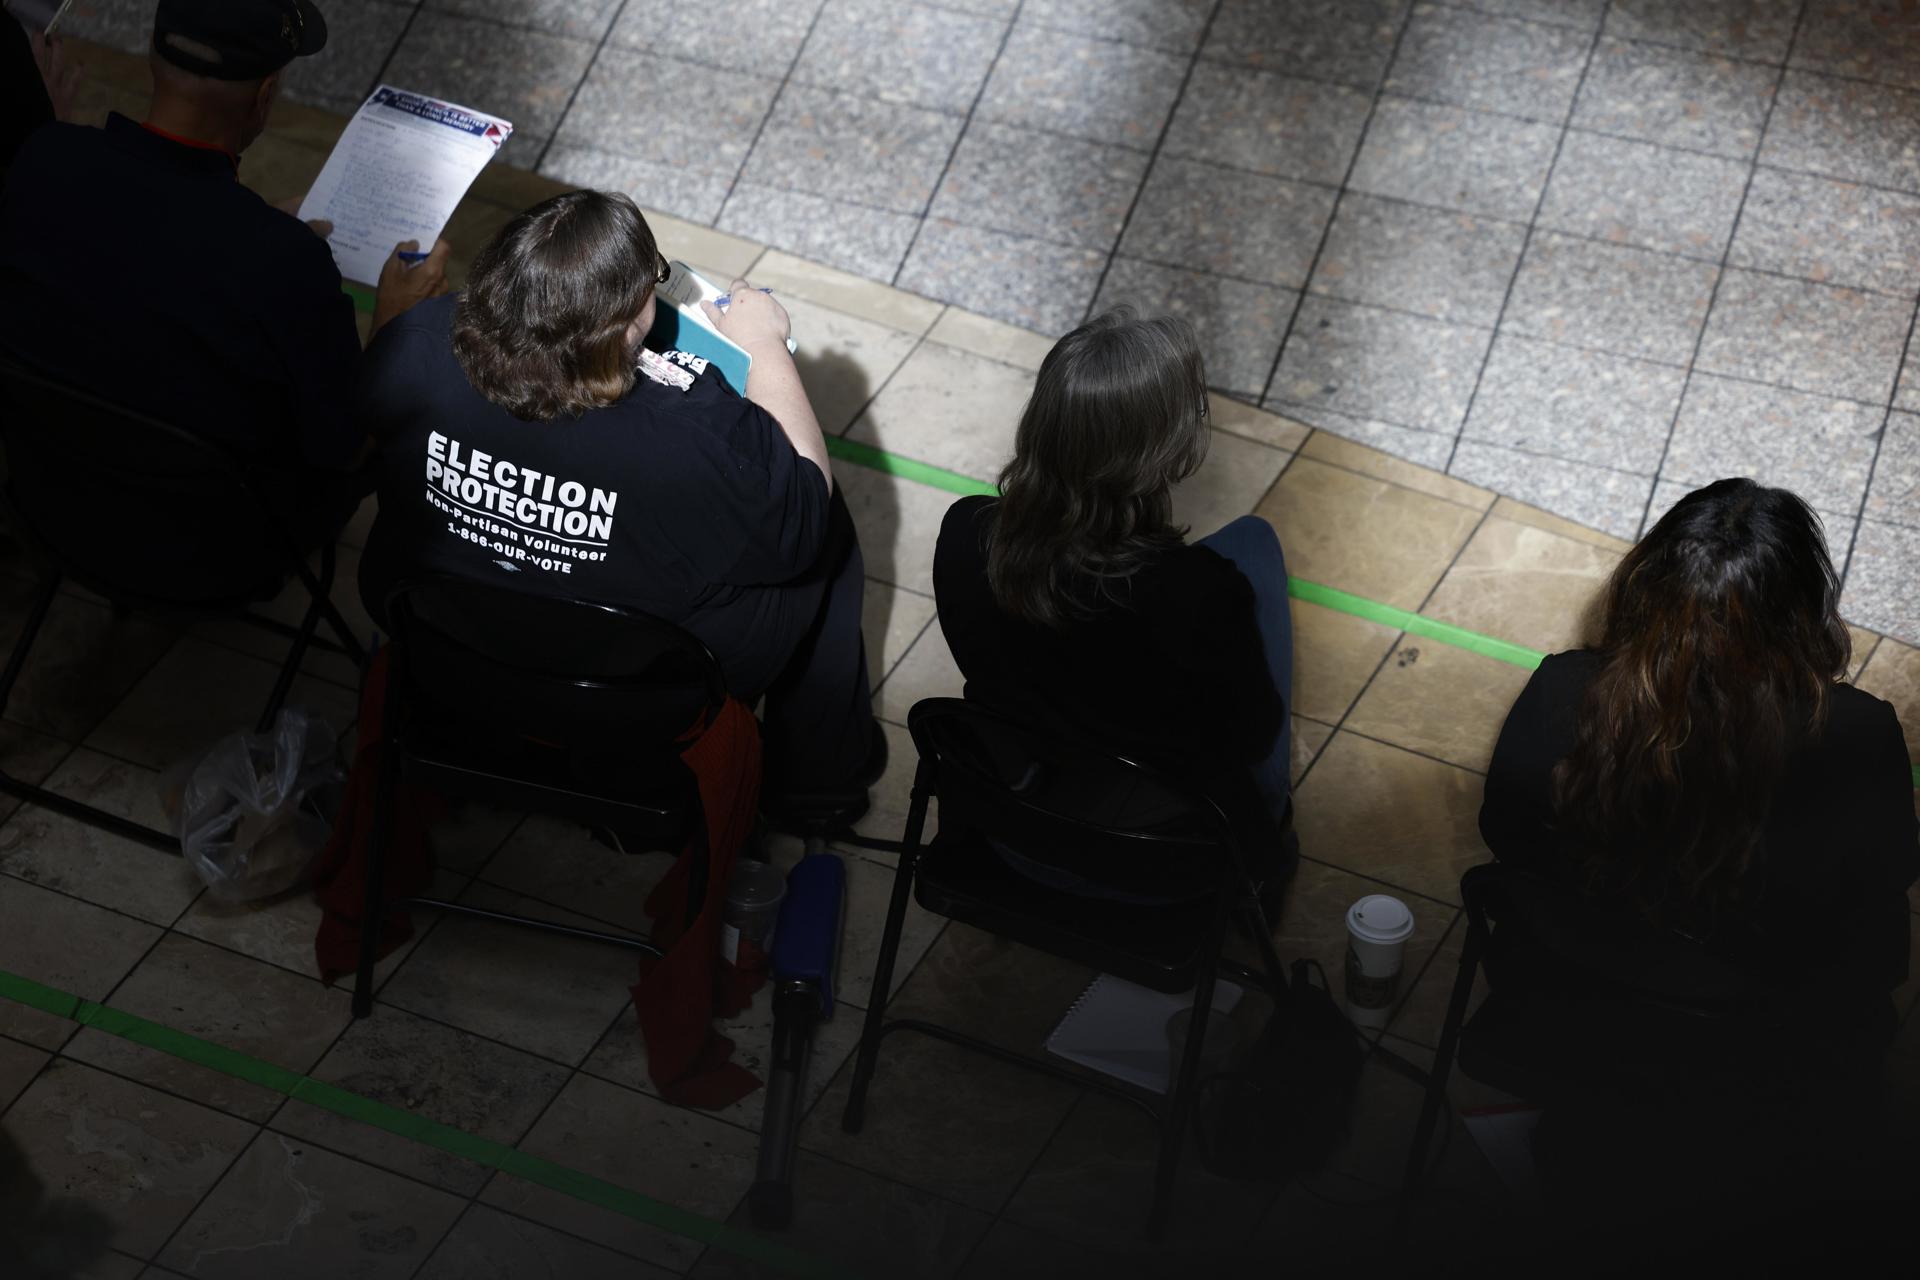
left=1344, top=894, right=1414, bottom=1029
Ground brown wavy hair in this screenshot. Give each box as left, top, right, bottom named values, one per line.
left=452, top=190, right=667, bottom=422
left=1551, top=478, right=1851, bottom=928
left=987, top=308, right=1210, bottom=628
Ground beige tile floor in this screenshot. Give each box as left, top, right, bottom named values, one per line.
left=4, top=44, right=1919, bottom=1279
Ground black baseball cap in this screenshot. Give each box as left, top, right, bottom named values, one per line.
left=153, top=0, right=328, bottom=81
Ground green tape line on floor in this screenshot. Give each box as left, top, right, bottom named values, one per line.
left=825, top=440, right=1918, bottom=787
left=0, top=969, right=851, bottom=1280
left=1287, top=578, right=1546, bottom=671
left=817, top=438, right=1545, bottom=669
left=824, top=436, right=998, bottom=497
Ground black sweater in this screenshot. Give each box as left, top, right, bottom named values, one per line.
left=1481, top=649, right=1919, bottom=999
left=932, top=496, right=1284, bottom=832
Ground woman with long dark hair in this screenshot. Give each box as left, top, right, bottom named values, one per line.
left=1482, top=478, right=1916, bottom=986
left=932, top=307, right=1296, bottom=884
left=1479, top=478, right=1918, bottom=1242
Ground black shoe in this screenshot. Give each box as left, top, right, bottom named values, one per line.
left=761, top=721, right=888, bottom=836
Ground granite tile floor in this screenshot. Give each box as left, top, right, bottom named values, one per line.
left=6, top=35, right=1920, bottom=1280
left=57, top=0, right=1920, bottom=640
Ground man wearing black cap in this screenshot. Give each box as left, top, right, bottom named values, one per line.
left=0, top=0, right=446, bottom=552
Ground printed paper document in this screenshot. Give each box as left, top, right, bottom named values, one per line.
left=298, top=85, right=512, bottom=287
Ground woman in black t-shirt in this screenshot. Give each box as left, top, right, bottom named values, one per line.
left=356, top=190, right=881, bottom=819
left=933, top=308, right=1296, bottom=885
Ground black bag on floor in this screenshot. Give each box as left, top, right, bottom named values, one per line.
left=1193, top=959, right=1363, bottom=1181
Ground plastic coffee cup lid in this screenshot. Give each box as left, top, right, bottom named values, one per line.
left=1346, top=894, right=1414, bottom=945
left=727, top=859, right=787, bottom=908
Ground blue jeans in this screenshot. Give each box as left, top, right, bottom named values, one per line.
left=1196, top=515, right=1294, bottom=823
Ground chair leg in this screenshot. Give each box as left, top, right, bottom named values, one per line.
left=351, top=738, right=402, bottom=1019
left=307, top=543, right=368, bottom=665
left=1395, top=919, right=1485, bottom=1230
left=841, top=764, right=931, bottom=1135
left=0, top=572, right=60, bottom=717
left=1237, top=896, right=1291, bottom=1006
left=318, top=596, right=368, bottom=667
left=258, top=591, right=325, bottom=734
left=1150, top=909, right=1229, bottom=1241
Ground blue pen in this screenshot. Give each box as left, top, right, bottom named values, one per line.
left=711, top=287, right=774, bottom=306
left=397, top=250, right=430, bottom=265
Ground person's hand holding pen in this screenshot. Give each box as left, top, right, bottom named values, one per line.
left=371, top=237, right=451, bottom=334
left=699, top=279, right=789, bottom=354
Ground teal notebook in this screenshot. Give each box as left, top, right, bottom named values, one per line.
left=645, top=261, right=796, bottom=396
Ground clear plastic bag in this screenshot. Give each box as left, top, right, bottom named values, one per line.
left=162, top=709, right=346, bottom=902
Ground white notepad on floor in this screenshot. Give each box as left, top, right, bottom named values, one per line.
left=1044, top=973, right=1243, bottom=1094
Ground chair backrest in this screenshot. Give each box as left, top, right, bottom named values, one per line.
left=906, top=697, right=1239, bottom=903
left=0, top=357, right=297, bottom=603
left=383, top=576, right=726, bottom=776
left=1463, top=861, right=1781, bottom=1023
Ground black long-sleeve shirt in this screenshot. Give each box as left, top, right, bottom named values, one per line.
left=1481, top=649, right=1919, bottom=999
left=932, top=496, right=1285, bottom=863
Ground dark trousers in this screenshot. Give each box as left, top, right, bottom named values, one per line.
left=729, top=488, right=876, bottom=798
left=1193, top=515, right=1294, bottom=822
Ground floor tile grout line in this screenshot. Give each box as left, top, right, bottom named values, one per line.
left=711, top=0, right=833, bottom=228
left=1077, top=0, right=1228, bottom=324
left=1835, top=293, right=1920, bottom=592
left=832, top=326, right=941, bottom=441
left=1295, top=503, right=1497, bottom=795
left=887, top=1, right=1028, bottom=288
left=1335, top=727, right=1490, bottom=780
left=1378, top=907, right=1468, bottom=1051
left=591, top=115, right=1920, bottom=310
left=2, top=856, right=744, bottom=1105
left=21, top=1058, right=278, bottom=1262
left=1634, top=1, right=1810, bottom=541
left=869, top=612, right=940, bottom=706
left=1271, top=336, right=1916, bottom=446
left=527, top=0, right=634, bottom=177
left=918, top=0, right=1205, bottom=61
left=697, top=1017, right=1075, bottom=1256
left=1441, top=2, right=1615, bottom=476
left=32, top=1043, right=509, bottom=1215
left=363, top=0, right=428, bottom=106
left=83, top=1042, right=694, bottom=1277
left=1432, top=0, right=1920, bottom=94
left=461, top=995, right=660, bottom=1264
left=671, top=151, right=1920, bottom=317
left=404, top=1199, right=478, bottom=1280
left=1254, top=3, right=1424, bottom=408
left=1853, top=633, right=1884, bottom=679
left=1428, top=0, right=1604, bottom=37
left=968, top=1088, right=1099, bottom=1265
left=95, top=926, right=258, bottom=1268
left=1281, top=451, right=1493, bottom=518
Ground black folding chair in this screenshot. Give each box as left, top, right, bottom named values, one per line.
left=1399, top=861, right=1855, bottom=1225
left=841, top=697, right=1291, bottom=1238
left=351, top=576, right=730, bottom=1018
left=0, top=358, right=367, bottom=850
